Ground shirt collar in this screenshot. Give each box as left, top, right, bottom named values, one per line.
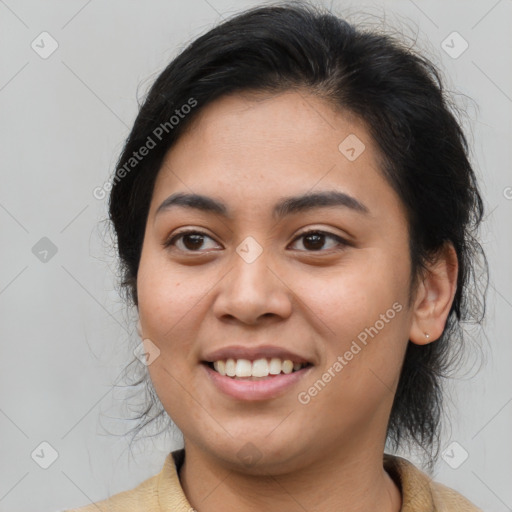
left=158, top=448, right=437, bottom=512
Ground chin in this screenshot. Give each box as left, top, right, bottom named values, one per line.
left=196, top=435, right=310, bottom=476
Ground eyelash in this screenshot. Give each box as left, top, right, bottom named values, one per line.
left=163, top=229, right=350, bottom=254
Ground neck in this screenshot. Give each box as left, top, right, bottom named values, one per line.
left=179, top=441, right=402, bottom=512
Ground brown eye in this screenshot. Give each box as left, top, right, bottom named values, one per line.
left=289, top=230, right=348, bottom=252
left=164, top=230, right=219, bottom=252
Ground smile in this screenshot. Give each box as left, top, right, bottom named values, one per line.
left=206, top=357, right=311, bottom=378
left=202, top=360, right=314, bottom=401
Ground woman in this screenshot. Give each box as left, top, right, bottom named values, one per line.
left=68, top=2, right=487, bottom=510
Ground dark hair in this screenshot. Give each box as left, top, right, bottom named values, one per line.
left=108, top=1, right=488, bottom=467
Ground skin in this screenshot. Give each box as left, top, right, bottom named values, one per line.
left=136, top=90, right=458, bottom=512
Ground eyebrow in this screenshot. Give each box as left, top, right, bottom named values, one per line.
left=155, top=190, right=370, bottom=220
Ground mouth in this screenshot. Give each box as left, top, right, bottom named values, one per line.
left=200, top=345, right=315, bottom=400
left=202, top=358, right=313, bottom=380
left=201, top=358, right=314, bottom=401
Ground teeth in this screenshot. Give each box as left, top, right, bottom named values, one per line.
left=210, top=357, right=307, bottom=378
left=213, top=360, right=225, bottom=375
left=252, top=358, right=269, bottom=377
left=269, top=357, right=282, bottom=375
left=225, top=358, right=236, bottom=377
left=235, top=359, right=252, bottom=377
left=282, top=360, right=293, bottom=374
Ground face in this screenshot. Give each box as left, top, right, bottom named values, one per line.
left=137, top=90, right=417, bottom=474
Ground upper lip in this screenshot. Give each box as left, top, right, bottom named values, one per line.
left=202, top=345, right=313, bottom=364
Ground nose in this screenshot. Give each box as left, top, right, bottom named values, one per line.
left=211, top=247, right=293, bottom=325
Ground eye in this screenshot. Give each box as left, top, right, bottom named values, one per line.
left=163, top=228, right=349, bottom=253
left=163, top=230, right=220, bottom=252
left=289, top=230, right=349, bottom=252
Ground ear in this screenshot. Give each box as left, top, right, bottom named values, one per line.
left=409, top=242, right=458, bottom=345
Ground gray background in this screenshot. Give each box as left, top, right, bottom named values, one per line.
left=0, top=0, right=511, bottom=511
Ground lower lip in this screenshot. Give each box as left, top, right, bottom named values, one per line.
left=202, top=363, right=313, bottom=401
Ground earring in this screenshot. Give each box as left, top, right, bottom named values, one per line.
left=424, top=332, right=430, bottom=340
left=136, top=319, right=142, bottom=338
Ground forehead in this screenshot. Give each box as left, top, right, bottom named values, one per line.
left=150, top=90, right=404, bottom=222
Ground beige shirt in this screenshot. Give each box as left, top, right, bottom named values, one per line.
left=65, top=449, right=482, bottom=511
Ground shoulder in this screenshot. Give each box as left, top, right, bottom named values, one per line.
left=64, top=472, right=161, bottom=511
left=383, top=454, right=483, bottom=511
left=63, top=449, right=191, bottom=512
left=429, top=479, right=484, bottom=511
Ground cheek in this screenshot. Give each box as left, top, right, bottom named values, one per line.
left=296, top=254, right=405, bottom=330
left=136, top=257, right=206, bottom=417
left=292, top=269, right=408, bottom=427
left=136, top=252, right=211, bottom=370
left=294, top=253, right=410, bottom=377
